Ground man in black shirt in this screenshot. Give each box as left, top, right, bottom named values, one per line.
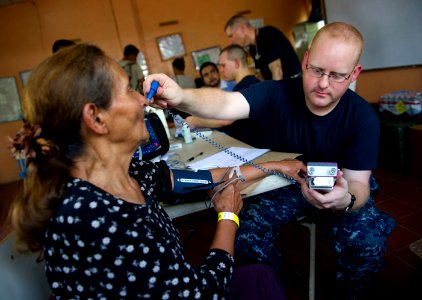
left=186, top=45, right=265, bottom=147
left=224, top=15, right=301, bottom=80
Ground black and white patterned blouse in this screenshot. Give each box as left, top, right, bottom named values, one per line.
left=44, top=160, right=234, bottom=299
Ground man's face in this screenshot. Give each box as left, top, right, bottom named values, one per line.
left=201, top=65, right=220, bottom=87
left=302, top=36, right=361, bottom=115
left=218, top=52, right=236, bottom=81
left=225, top=24, right=248, bottom=46
left=127, top=53, right=137, bottom=62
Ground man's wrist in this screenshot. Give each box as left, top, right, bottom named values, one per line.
left=344, top=192, right=356, bottom=213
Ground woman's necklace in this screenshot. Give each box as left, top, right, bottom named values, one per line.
left=254, top=28, right=261, bottom=60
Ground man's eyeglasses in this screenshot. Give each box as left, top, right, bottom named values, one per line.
left=305, top=64, right=354, bottom=83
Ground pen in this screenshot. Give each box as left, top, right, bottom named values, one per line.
left=146, top=80, right=159, bottom=102
left=187, top=152, right=204, bottom=162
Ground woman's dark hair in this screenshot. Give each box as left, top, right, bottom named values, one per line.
left=51, top=39, right=76, bottom=53
left=10, top=44, right=115, bottom=254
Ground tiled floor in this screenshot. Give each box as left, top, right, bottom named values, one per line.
left=365, top=168, right=422, bottom=300
left=1, top=167, right=421, bottom=299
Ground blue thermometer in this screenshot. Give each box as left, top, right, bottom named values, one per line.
left=146, top=80, right=159, bottom=102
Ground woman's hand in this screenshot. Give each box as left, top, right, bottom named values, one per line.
left=210, top=181, right=243, bottom=255
left=184, top=116, right=196, bottom=128
left=212, top=181, right=243, bottom=215
left=267, top=159, right=307, bottom=183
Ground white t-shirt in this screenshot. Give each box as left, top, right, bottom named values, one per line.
left=172, top=75, right=196, bottom=88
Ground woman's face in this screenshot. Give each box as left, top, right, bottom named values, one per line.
left=104, top=61, right=149, bottom=149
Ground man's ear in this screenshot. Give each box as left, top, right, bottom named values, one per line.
left=351, top=64, right=362, bottom=81
left=234, top=59, right=241, bottom=69
left=302, top=50, right=310, bottom=70
left=81, top=103, right=108, bottom=134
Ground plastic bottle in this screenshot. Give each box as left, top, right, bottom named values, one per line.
left=183, top=124, right=192, bottom=143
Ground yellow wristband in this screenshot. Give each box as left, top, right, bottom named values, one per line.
left=218, top=212, right=240, bottom=228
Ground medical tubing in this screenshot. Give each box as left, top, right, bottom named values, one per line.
left=166, top=109, right=296, bottom=184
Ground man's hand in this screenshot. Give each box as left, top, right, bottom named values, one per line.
left=299, top=170, right=351, bottom=210
left=143, top=74, right=185, bottom=109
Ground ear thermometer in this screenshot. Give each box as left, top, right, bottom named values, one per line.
left=146, top=80, right=159, bottom=102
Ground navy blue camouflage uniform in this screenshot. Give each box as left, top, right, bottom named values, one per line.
left=236, top=181, right=394, bottom=292
left=234, top=78, right=396, bottom=293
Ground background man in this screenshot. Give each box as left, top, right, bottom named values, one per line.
left=199, top=61, right=220, bottom=88
left=224, top=15, right=301, bottom=80
left=187, top=45, right=264, bottom=147
left=172, top=57, right=196, bottom=88
left=119, top=44, right=144, bottom=92
left=218, top=44, right=260, bottom=91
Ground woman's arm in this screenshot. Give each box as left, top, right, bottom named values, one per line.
left=209, top=159, right=307, bottom=190
left=209, top=182, right=243, bottom=255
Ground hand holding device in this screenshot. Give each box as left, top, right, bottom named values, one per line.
left=307, top=162, right=338, bottom=192
left=300, top=165, right=349, bottom=210
left=143, top=74, right=185, bottom=109
left=146, top=80, right=159, bottom=102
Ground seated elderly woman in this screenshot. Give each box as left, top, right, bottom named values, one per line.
left=9, top=44, right=304, bottom=299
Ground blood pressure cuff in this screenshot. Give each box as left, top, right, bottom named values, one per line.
left=172, top=169, right=217, bottom=194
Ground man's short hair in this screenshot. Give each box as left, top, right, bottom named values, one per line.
left=199, top=61, right=218, bottom=78
left=310, top=22, right=364, bottom=65
left=123, top=44, right=139, bottom=57
left=221, top=44, right=248, bottom=66
left=224, top=15, right=250, bottom=31
left=172, top=57, right=185, bottom=71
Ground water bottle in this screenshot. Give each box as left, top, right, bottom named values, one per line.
left=182, top=124, right=192, bottom=144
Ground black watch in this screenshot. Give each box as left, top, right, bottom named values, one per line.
left=344, top=192, right=356, bottom=213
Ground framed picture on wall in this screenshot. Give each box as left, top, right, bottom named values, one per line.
left=191, top=46, right=221, bottom=70
left=156, top=33, right=186, bottom=61
left=0, top=76, right=22, bottom=123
